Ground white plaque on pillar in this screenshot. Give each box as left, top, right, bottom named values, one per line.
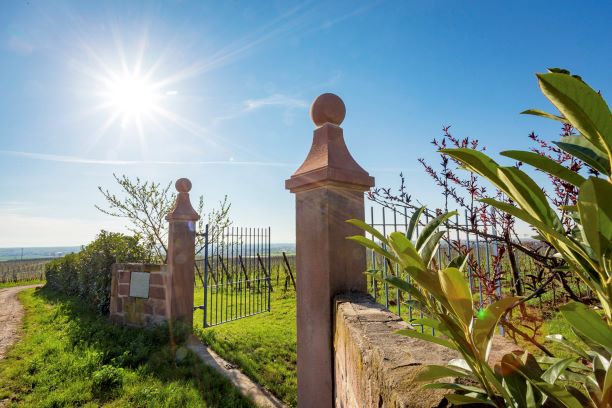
left=129, top=272, right=150, bottom=298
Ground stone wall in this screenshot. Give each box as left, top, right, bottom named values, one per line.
left=334, top=292, right=519, bottom=408
left=109, top=263, right=169, bottom=327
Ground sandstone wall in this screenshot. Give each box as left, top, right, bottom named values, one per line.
left=109, top=263, right=169, bottom=327
left=333, top=293, right=520, bottom=408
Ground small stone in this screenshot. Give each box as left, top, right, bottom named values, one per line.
left=175, top=346, right=189, bottom=363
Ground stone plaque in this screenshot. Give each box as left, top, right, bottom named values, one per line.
left=129, top=272, right=150, bottom=298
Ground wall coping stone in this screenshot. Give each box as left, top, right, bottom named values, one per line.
left=334, top=292, right=520, bottom=408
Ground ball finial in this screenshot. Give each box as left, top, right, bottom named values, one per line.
left=310, top=93, right=346, bottom=127
left=175, top=178, right=192, bottom=193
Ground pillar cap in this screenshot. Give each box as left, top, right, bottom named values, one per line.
left=310, top=93, right=345, bottom=127
left=166, top=177, right=200, bottom=221
left=286, top=94, right=374, bottom=193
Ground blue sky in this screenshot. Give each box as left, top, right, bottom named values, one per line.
left=0, top=0, right=610, bottom=246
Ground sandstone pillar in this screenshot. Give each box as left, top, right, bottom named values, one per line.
left=166, top=178, right=200, bottom=329
left=286, top=93, right=375, bottom=407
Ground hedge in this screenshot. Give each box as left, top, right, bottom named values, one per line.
left=45, top=231, right=150, bottom=314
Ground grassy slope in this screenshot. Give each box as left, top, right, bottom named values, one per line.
left=194, top=289, right=297, bottom=407
left=0, top=288, right=254, bottom=408
left=0, top=279, right=45, bottom=289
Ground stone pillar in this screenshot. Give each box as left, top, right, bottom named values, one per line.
left=286, top=93, right=375, bottom=407
left=166, top=178, right=200, bottom=329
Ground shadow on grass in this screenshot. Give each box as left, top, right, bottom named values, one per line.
left=30, top=286, right=254, bottom=407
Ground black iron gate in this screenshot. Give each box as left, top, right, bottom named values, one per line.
left=196, top=225, right=272, bottom=327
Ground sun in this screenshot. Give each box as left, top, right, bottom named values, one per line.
left=102, top=73, right=160, bottom=126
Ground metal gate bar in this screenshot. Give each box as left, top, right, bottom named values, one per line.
left=198, top=225, right=271, bottom=327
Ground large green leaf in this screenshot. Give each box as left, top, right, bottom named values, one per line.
left=541, top=358, right=576, bottom=384
left=346, top=218, right=388, bottom=246
left=419, top=230, right=445, bottom=265
left=411, top=318, right=448, bottom=334
left=501, top=352, right=583, bottom=408
left=413, top=364, right=469, bottom=381
left=423, top=382, right=487, bottom=394
left=383, top=276, right=427, bottom=304
left=478, top=199, right=586, bottom=259
left=544, top=334, right=590, bottom=360
left=537, top=72, right=612, bottom=169
left=387, top=231, right=424, bottom=269
left=448, top=253, right=469, bottom=271
left=396, top=329, right=457, bottom=350
left=442, top=149, right=562, bottom=231
left=438, top=267, right=473, bottom=328
left=415, top=211, right=456, bottom=252
left=554, top=136, right=611, bottom=176
left=602, top=362, right=612, bottom=408
left=472, top=297, right=521, bottom=361
left=497, top=166, right=562, bottom=230
left=439, top=148, right=504, bottom=187
left=577, top=177, right=612, bottom=260
left=521, top=108, right=568, bottom=123
left=501, top=150, right=586, bottom=187
left=346, top=235, right=397, bottom=263
left=407, top=206, right=425, bottom=241
left=444, top=394, right=497, bottom=406
left=559, top=302, right=612, bottom=350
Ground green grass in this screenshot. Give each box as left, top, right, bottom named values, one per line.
left=0, top=287, right=255, bottom=408
left=194, top=289, right=297, bottom=407
left=0, top=279, right=45, bottom=289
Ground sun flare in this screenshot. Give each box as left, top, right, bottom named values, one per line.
left=103, top=74, right=160, bottom=125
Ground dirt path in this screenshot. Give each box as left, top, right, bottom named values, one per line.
left=0, top=285, right=41, bottom=360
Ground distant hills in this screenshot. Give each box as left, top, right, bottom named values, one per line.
left=0, top=246, right=82, bottom=262
left=0, top=244, right=295, bottom=262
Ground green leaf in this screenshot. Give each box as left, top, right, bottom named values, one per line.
left=537, top=356, right=588, bottom=372
left=536, top=72, right=612, bottom=168
left=387, top=231, right=425, bottom=269
left=396, top=329, right=457, bottom=350
left=559, top=302, right=612, bottom=350
left=544, top=334, right=590, bottom=360
left=439, top=148, right=505, bottom=187
left=577, top=177, right=612, bottom=260
left=501, top=352, right=583, bottom=408
left=444, top=394, right=497, bottom=406
left=415, top=211, right=456, bottom=252
left=501, top=150, right=586, bottom=187
left=448, top=254, right=469, bottom=271
left=407, top=206, right=425, bottom=241
left=414, top=364, right=469, bottom=381
left=521, top=108, right=568, bottom=123
left=411, top=318, right=448, bottom=335
left=423, top=382, right=487, bottom=394
left=419, top=230, right=445, bottom=265
left=472, top=297, right=521, bottom=361
left=478, top=198, right=591, bottom=267
left=347, top=235, right=397, bottom=263
left=403, top=299, right=429, bottom=314
left=438, top=267, right=473, bottom=328
left=602, top=360, right=612, bottom=408
left=497, top=166, right=562, bottom=230
left=384, top=276, right=427, bottom=304
left=554, top=136, right=611, bottom=176
left=541, top=357, right=576, bottom=384
left=346, top=218, right=388, bottom=246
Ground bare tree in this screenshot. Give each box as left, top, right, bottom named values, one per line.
left=96, top=174, right=231, bottom=263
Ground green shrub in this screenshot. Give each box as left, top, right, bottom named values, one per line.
left=45, top=230, right=150, bottom=314
left=350, top=70, right=612, bottom=407
left=92, top=365, right=124, bottom=400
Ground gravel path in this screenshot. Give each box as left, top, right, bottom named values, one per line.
left=0, top=285, right=41, bottom=360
